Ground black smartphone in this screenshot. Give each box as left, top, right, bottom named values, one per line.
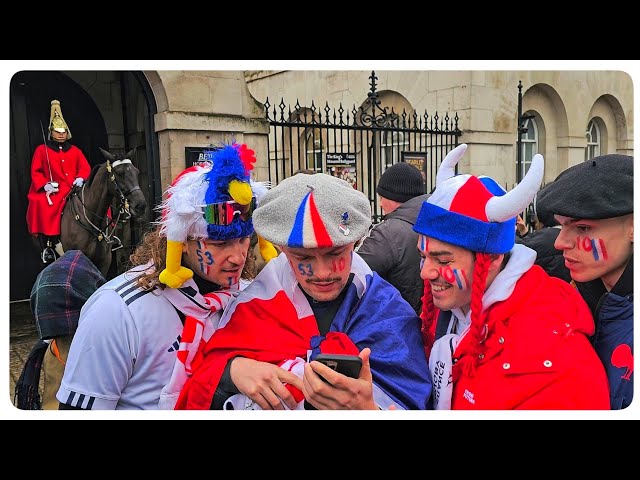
left=314, top=353, right=362, bottom=379
left=304, top=354, right=363, bottom=410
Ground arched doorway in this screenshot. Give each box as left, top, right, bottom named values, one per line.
left=9, top=71, right=160, bottom=301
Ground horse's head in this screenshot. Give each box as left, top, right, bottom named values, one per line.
left=99, top=147, right=148, bottom=218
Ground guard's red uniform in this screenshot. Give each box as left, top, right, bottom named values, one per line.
left=26, top=141, right=91, bottom=236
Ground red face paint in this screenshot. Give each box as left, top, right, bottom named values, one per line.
left=576, top=235, right=609, bottom=261
left=439, top=266, right=469, bottom=290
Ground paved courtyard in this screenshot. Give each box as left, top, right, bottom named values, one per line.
left=8, top=301, right=42, bottom=409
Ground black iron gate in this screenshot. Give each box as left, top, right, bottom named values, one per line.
left=264, top=71, right=462, bottom=222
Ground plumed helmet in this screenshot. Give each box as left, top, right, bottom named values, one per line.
left=48, top=100, right=71, bottom=139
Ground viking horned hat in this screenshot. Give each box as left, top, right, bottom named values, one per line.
left=414, top=143, right=544, bottom=254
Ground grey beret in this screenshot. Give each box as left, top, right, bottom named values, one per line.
left=537, top=154, right=633, bottom=220
left=253, top=173, right=372, bottom=248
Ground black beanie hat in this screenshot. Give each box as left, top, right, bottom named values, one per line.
left=377, top=162, right=425, bottom=202
left=537, top=154, right=633, bottom=220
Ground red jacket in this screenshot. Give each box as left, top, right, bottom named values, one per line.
left=452, top=266, right=610, bottom=410
left=26, top=142, right=91, bottom=236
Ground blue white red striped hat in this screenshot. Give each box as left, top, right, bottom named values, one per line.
left=414, top=144, right=544, bottom=253
left=253, top=173, right=371, bottom=248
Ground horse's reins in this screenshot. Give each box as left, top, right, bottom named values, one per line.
left=68, top=159, right=138, bottom=249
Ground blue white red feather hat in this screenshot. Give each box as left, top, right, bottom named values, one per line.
left=157, top=142, right=274, bottom=288
left=159, top=142, right=268, bottom=243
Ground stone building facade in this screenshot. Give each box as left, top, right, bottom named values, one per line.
left=243, top=69, right=633, bottom=187
left=8, top=68, right=634, bottom=300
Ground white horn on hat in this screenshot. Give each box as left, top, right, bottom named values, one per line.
left=436, top=144, right=468, bottom=186
left=486, top=153, right=544, bottom=222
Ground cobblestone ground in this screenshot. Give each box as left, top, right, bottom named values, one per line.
left=9, top=301, right=43, bottom=409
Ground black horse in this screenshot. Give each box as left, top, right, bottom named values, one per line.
left=60, top=147, right=147, bottom=276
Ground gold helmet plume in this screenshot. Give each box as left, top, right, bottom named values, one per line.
left=48, top=99, right=71, bottom=139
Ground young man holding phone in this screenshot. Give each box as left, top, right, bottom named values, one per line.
left=175, top=173, right=432, bottom=410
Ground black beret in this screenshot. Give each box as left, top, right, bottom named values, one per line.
left=533, top=183, right=559, bottom=227
left=536, top=154, right=633, bottom=220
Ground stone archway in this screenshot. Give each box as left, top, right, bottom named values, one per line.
left=9, top=71, right=159, bottom=301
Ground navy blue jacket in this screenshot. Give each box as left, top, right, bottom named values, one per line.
left=577, top=255, right=633, bottom=410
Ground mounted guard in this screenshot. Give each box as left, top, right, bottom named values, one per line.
left=26, top=99, right=91, bottom=263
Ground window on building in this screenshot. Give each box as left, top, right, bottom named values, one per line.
left=305, top=127, right=323, bottom=170
left=520, top=116, right=538, bottom=180
left=585, top=120, right=601, bottom=161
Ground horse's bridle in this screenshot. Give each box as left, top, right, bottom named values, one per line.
left=68, top=158, right=141, bottom=249
left=108, top=159, right=141, bottom=221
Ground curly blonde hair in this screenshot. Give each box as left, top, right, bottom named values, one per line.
left=128, top=226, right=256, bottom=291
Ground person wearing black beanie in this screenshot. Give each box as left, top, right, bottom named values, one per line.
left=537, top=153, right=633, bottom=410
left=376, top=162, right=426, bottom=202
left=356, top=162, right=427, bottom=314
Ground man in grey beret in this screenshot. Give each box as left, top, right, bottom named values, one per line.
left=177, top=173, right=432, bottom=410
left=536, top=153, right=633, bottom=410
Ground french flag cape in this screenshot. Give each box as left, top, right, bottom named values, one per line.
left=175, top=252, right=432, bottom=410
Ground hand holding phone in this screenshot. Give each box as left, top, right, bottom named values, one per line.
left=304, top=353, right=363, bottom=410
left=314, top=353, right=362, bottom=381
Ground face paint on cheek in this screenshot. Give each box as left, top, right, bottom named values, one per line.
left=195, top=244, right=206, bottom=274
left=452, top=268, right=469, bottom=290
left=419, top=236, right=427, bottom=269
left=591, top=238, right=609, bottom=261
left=297, top=263, right=314, bottom=276
left=331, top=257, right=346, bottom=272
left=440, top=266, right=455, bottom=284
left=195, top=241, right=215, bottom=274
left=577, top=235, right=609, bottom=261
left=439, top=266, right=469, bottom=290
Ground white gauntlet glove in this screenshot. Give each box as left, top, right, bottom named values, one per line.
left=73, top=177, right=84, bottom=187
left=44, top=182, right=59, bottom=194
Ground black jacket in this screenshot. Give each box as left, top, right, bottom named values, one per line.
left=515, top=226, right=572, bottom=283
left=356, top=194, right=428, bottom=314
left=576, top=255, right=633, bottom=409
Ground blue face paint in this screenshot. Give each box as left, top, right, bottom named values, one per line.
left=196, top=250, right=205, bottom=272
left=419, top=235, right=426, bottom=270
left=297, top=263, right=314, bottom=276
left=196, top=240, right=215, bottom=273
